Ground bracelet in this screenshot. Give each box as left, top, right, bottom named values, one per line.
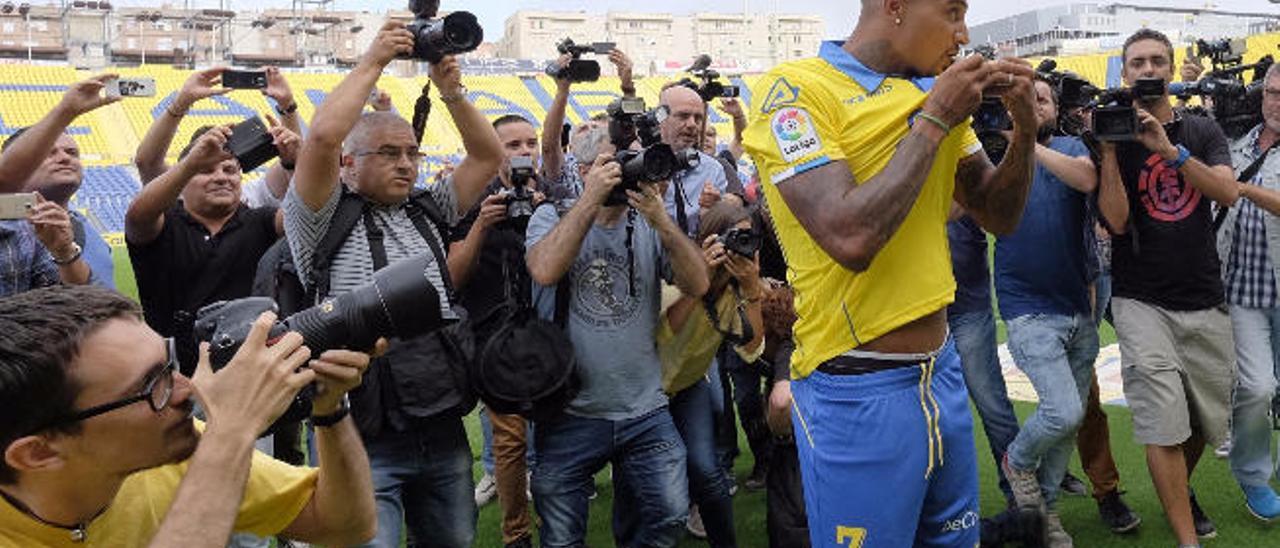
left=1165, top=144, right=1191, bottom=170
left=311, top=395, right=350, bottom=427
left=51, top=242, right=82, bottom=265
left=165, top=104, right=186, bottom=119
left=276, top=101, right=298, bottom=115
left=916, top=111, right=951, bottom=134
left=439, top=86, right=468, bottom=104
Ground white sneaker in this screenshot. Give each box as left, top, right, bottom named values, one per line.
left=474, top=473, right=497, bottom=507
left=686, top=505, right=707, bottom=539
left=1215, top=437, right=1232, bottom=459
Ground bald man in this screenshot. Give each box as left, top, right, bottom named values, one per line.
left=659, top=86, right=743, bottom=239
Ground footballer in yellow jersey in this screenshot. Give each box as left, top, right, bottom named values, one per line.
left=741, top=1, right=1040, bottom=546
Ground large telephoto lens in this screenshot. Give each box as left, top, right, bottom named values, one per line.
left=412, top=11, right=483, bottom=63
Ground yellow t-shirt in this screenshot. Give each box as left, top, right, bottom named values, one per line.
left=742, top=41, right=983, bottom=379
left=0, top=438, right=318, bottom=547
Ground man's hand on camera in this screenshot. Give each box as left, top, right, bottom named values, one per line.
left=364, top=22, right=414, bottom=68
left=473, top=192, right=509, bottom=233
left=922, top=54, right=995, bottom=129
left=181, top=125, right=235, bottom=174
left=553, top=53, right=574, bottom=90
left=724, top=249, right=761, bottom=287
left=28, top=194, right=75, bottom=259
left=309, top=339, right=384, bottom=416
left=265, top=114, right=301, bottom=166
left=702, top=234, right=728, bottom=269
left=1134, top=108, right=1177, bottom=160
left=429, top=55, right=464, bottom=100
left=718, top=98, right=746, bottom=122
left=191, top=312, right=315, bottom=438
left=261, top=66, right=295, bottom=111
left=583, top=153, right=623, bottom=206
left=58, top=74, right=120, bottom=117
left=627, top=181, right=668, bottom=225
left=608, top=49, right=634, bottom=83
left=176, top=67, right=231, bottom=113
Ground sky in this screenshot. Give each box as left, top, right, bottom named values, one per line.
left=109, top=1, right=1280, bottom=41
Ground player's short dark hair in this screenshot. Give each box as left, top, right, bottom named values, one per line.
left=1122, top=28, right=1175, bottom=67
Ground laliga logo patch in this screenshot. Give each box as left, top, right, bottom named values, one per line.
left=772, top=107, right=822, bottom=163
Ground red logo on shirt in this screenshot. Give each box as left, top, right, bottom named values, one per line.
left=1137, top=153, right=1200, bottom=222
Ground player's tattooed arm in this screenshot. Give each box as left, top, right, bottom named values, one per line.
left=954, top=132, right=1036, bottom=236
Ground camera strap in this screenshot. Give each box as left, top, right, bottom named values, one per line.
left=1214, top=139, right=1278, bottom=233
left=672, top=175, right=690, bottom=237
left=355, top=193, right=457, bottom=305
left=702, top=281, right=755, bottom=347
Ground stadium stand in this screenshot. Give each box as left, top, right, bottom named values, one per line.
left=2, top=30, right=1277, bottom=245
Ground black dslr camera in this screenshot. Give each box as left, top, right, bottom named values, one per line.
left=501, top=156, right=536, bottom=230
left=605, top=97, right=685, bottom=207
left=193, top=254, right=444, bottom=436
left=1091, top=78, right=1167, bottom=142
left=400, top=0, right=483, bottom=63
left=225, top=116, right=279, bottom=172
left=718, top=227, right=761, bottom=258
left=545, top=38, right=615, bottom=83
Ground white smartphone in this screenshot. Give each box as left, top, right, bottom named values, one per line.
left=104, top=77, right=157, bottom=98
left=0, top=192, right=37, bottom=220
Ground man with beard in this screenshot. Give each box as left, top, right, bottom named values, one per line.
left=0, top=285, right=377, bottom=547
left=124, top=122, right=298, bottom=375
left=0, top=74, right=121, bottom=289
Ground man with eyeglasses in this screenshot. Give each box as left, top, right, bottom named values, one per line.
left=0, top=285, right=378, bottom=547
left=286, top=21, right=502, bottom=547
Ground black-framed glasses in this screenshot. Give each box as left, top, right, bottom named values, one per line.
left=355, top=147, right=425, bottom=163
left=39, top=338, right=178, bottom=430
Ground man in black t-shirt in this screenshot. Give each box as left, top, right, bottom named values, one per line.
left=1097, top=29, right=1241, bottom=546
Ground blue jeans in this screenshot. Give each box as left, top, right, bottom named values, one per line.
left=1094, top=271, right=1113, bottom=327
left=669, top=371, right=736, bottom=547
left=359, top=417, right=476, bottom=548
left=1005, top=313, right=1099, bottom=505
left=1228, top=306, right=1280, bottom=488
left=532, top=408, right=689, bottom=547
left=949, top=308, right=1019, bottom=506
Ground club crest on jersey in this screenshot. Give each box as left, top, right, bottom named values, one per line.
left=772, top=107, right=821, bottom=162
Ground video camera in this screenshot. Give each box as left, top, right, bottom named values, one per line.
left=676, top=54, right=740, bottom=102
left=193, top=254, right=444, bottom=436
left=545, top=38, right=615, bottom=83
left=400, top=0, right=483, bottom=63
left=604, top=97, right=699, bottom=206
left=1086, top=78, right=1168, bottom=142
left=1171, top=42, right=1276, bottom=140
left=502, top=156, right=536, bottom=230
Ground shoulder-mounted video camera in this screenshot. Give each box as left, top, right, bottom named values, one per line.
left=399, top=0, right=483, bottom=63
left=1170, top=42, right=1276, bottom=140
left=544, top=38, right=615, bottom=83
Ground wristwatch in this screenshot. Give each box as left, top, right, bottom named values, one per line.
left=310, top=395, right=350, bottom=427
left=439, top=85, right=468, bottom=104
left=51, top=242, right=82, bottom=265
left=275, top=101, right=298, bottom=115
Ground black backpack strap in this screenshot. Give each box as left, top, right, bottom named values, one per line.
left=405, top=190, right=456, bottom=302
left=362, top=208, right=389, bottom=271
left=308, top=189, right=368, bottom=302
left=554, top=278, right=571, bottom=328
left=1214, top=141, right=1278, bottom=233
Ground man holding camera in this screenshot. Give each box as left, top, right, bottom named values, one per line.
left=541, top=46, right=637, bottom=200
left=1096, top=29, right=1241, bottom=547
left=659, top=85, right=741, bottom=239
left=0, top=285, right=377, bottom=547
left=0, top=74, right=124, bottom=291
left=448, top=113, right=546, bottom=548
left=125, top=115, right=299, bottom=376
left=286, top=21, right=502, bottom=548
left=525, top=123, right=709, bottom=547
left=741, top=1, right=1040, bottom=545
left=1216, top=62, right=1280, bottom=522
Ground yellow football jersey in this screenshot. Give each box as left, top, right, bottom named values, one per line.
left=743, top=41, right=983, bottom=378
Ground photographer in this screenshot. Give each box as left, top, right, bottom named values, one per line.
left=655, top=200, right=766, bottom=547
left=541, top=46, right=637, bottom=199
left=993, top=75, right=1143, bottom=545
left=0, top=74, right=123, bottom=290
left=660, top=85, right=741, bottom=238
left=524, top=124, right=709, bottom=547
left=447, top=113, right=544, bottom=548
left=0, top=285, right=377, bottom=547
left=286, top=20, right=502, bottom=547
left=1096, top=29, right=1240, bottom=546
left=1216, top=62, right=1280, bottom=521
left=125, top=120, right=297, bottom=376
left=0, top=193, right=91, bottom=297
